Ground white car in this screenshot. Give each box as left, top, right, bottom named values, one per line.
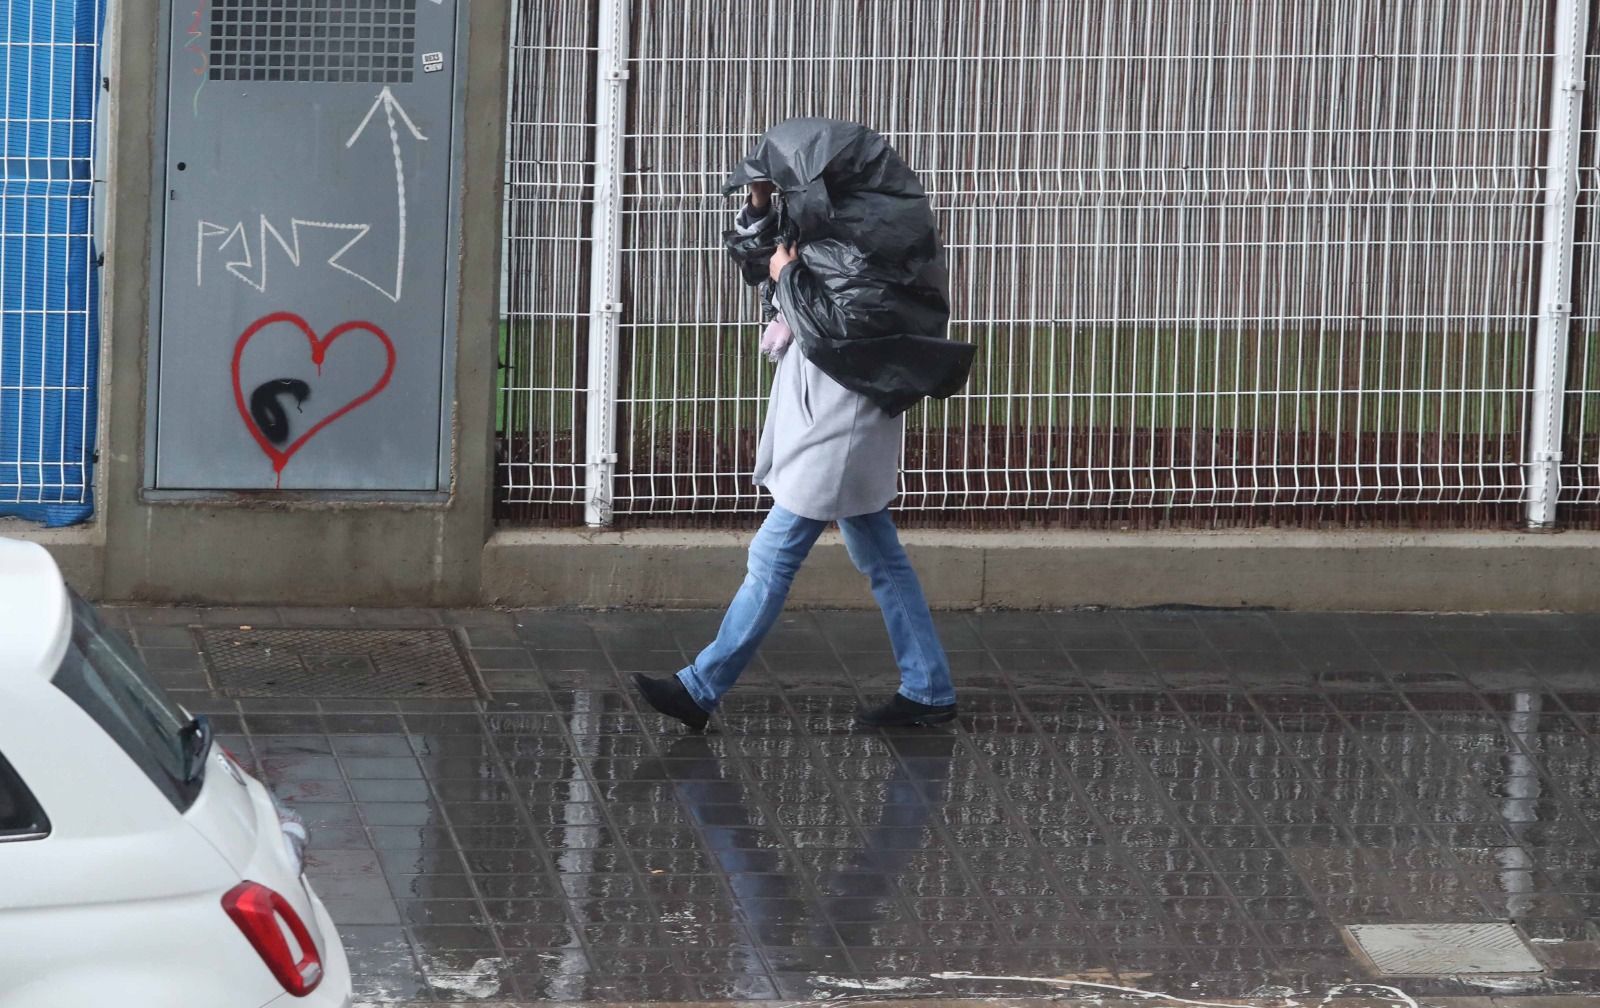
left=0, top=538, right=352, bottom=1007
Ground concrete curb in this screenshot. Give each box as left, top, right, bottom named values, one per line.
left=482, top=528, right=1600, bottom=612
left=19, top=523, right=1600, bottom=611
left=366, top=998, right=1600, bottom=1008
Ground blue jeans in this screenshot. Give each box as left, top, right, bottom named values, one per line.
left=677, top=505, right=956, bottom=710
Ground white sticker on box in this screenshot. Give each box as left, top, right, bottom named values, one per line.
left=422, top=52, right=445, bottom=74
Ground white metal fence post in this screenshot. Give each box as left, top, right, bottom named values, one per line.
left=1526, top=0, right=1590, bottom=529
left=584, top=0, right=631, bottom=526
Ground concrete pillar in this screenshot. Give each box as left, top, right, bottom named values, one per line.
left=91, top=1, right=511, bottom=604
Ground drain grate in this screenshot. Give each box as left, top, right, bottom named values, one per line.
left=195, top=627, right=480, bottom=698
left=1344, top=923, right=1544, bottom=976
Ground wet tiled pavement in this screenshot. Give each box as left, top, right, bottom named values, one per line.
left=105, top=605, right=1600, bottom=1004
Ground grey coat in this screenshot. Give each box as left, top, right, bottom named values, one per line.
left=731, top=199, right=903, bottom=520
left=753, top=343, right=903, bottom=521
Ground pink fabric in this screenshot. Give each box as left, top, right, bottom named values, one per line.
left=760, top=314, right=793, bottom=361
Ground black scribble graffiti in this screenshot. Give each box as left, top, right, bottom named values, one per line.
left=249, top=378, right=311, bottom=446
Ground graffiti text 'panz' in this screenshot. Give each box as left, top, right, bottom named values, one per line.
left=196, top=88, right=427, bottom=302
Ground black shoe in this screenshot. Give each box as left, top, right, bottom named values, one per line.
left=631, top=673, right=711, bottom=732
left=855, top=694, right=958, bottom=728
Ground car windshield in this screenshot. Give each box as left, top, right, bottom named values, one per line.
left=50, top=590, right=204, bottom=811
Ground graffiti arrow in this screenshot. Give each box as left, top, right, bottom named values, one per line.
left=339, top=86, right=428, bottom=302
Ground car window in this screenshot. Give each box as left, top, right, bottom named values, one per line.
left=0, top=752, right=50, bottom=841
left=50, top=591, right=203, bottom=812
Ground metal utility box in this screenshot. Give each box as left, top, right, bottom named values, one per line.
left=150, top=0, right=461, bottom=491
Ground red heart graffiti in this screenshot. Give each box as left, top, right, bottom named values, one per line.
left=232, top=311, right=396, bottom=484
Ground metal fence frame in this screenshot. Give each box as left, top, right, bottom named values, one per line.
left=500, top=1, right=1600, bottom=531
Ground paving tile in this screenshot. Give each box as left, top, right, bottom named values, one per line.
left=196, top=606, right=283, bottom=626
left=354, top=608, right=446, bottom=628
left=604, top=649, right=686, bottom=672
left=129, top=624, right=198, bottom=648
left=119, top=605, right=204, bottom=625
left=138, top=646, right=208, bottom=672
left=440, top=609, right=516, bottom=627
left=275, top=607, right=364, bottom=627
left=468, top=648, right=538, bottom=672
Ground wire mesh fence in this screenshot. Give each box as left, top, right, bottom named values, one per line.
left=0, top=0, right=105, bottom=527
left=500, top=1, right=1578, bottom=529
left=498, top=0, right=597, bottom=524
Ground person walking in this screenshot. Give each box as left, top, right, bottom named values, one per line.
left=632, top=118, right=975, bottom=732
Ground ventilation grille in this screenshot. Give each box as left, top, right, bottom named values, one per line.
left=207, top=0, right=418, bottom=84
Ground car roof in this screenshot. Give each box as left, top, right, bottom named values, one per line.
left=0, top=537, right=71, bottom=680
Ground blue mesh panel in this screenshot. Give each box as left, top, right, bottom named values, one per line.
left=0, top=0, right=104, bottom=527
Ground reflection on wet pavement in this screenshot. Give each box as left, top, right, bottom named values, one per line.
left=108, top=606, right=1600, bottom=1003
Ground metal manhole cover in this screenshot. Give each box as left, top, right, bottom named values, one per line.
left=1344, top=923, right=1543, bottom=976
left=195, top=628, right=481, bottom=698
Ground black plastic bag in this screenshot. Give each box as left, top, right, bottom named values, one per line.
left=723, top=118, right=975, bottom=417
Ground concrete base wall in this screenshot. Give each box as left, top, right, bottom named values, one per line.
left=100, top=505, right=472, bottom=606
left=2, top=520, right=103, bottom=597
left=482, top=528, right=1600, bottom=612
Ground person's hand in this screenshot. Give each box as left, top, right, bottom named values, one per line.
left=749, top=180, right=775, bottom=210
left=768, top=242, right=796, bottom=281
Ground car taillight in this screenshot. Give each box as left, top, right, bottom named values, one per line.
left=222, top=881, right=324, bottom=996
